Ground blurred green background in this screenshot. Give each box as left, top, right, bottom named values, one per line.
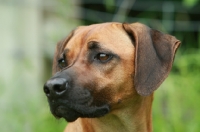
left=0, top=0, right=200, bottom=132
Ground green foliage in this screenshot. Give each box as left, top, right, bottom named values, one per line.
left=153, top=51, right=200, bottom=132
left=0, top=78, right=67, bottom=132
left=183, top=0, right=199, bottom=7
left=104, top=0, right=115, bottom=12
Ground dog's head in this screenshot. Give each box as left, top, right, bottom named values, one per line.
left=43, top=22, right=180, bottom=122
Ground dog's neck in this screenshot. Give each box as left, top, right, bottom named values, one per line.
left=65, top=95, right=153, bottom=132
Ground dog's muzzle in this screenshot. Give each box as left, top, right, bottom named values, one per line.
left=43, top=73, right=110, bottom=122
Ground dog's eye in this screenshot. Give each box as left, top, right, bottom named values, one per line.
left=95, top=53, right=112, bottom=63
left=58, top=58, right=67, bottom=69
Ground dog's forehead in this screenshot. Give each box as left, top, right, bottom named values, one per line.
left=65, top=23, right=134, bottom=53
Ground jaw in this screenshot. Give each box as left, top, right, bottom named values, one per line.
left=53, top=106, right=81, bottom=122
left=49, top=99, right=110, bottom=122
left=65, top=95, right=154, bottom=132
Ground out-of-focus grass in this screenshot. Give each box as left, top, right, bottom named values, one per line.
left=153, top=51, right=200, bottom=132
left=0, top=89, right=67, bottom=132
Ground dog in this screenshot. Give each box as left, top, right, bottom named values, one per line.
left=43, top=22, right=180, bottom=132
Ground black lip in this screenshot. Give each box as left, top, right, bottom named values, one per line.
left=49, top=100, right=110, bottom=122
left=54, top=106, right=80, bottom=122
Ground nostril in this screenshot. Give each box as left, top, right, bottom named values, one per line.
left=53, top=84, right=66, bottom=94
left=43, top=85, right=50, bottom=95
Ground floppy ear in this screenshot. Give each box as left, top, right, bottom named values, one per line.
left=123, top=23, right=181, bottom=96
left=52, top=30, right=75, bottom=74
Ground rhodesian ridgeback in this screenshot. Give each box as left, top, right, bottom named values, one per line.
left=43, top=22, right=180, bottom=132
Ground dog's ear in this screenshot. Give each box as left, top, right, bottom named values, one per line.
left=52, top=30, right=75, bottom=74
left=123, top=23, right=181, bottom=96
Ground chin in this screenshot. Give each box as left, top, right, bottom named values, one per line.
left=49, top=100, right=110, bottom=122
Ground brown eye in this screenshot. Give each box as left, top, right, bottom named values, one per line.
left=95, top=53, right=112, bottom=63
left=58, top=58, right=67, bottom=69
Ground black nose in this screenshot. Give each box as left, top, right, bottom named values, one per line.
left=43, top=78, right=67, bottom=97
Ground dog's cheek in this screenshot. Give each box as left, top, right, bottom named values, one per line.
left=91, top=86, right=113, bottom=106
left=108, top=66, right=136, bottom=106
left=91, top=72, right=134, bottom=107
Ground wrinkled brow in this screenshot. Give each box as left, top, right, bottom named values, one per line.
left=58, top=49, right=69, bottom=59
left=88, top=41, right=101, bottom=50
left=63, top=49, right=70, bottom=55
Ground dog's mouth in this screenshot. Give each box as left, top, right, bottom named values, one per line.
left=49, top=100, right=110, bottom=122
left=53, top=106, right=80, bottom=122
